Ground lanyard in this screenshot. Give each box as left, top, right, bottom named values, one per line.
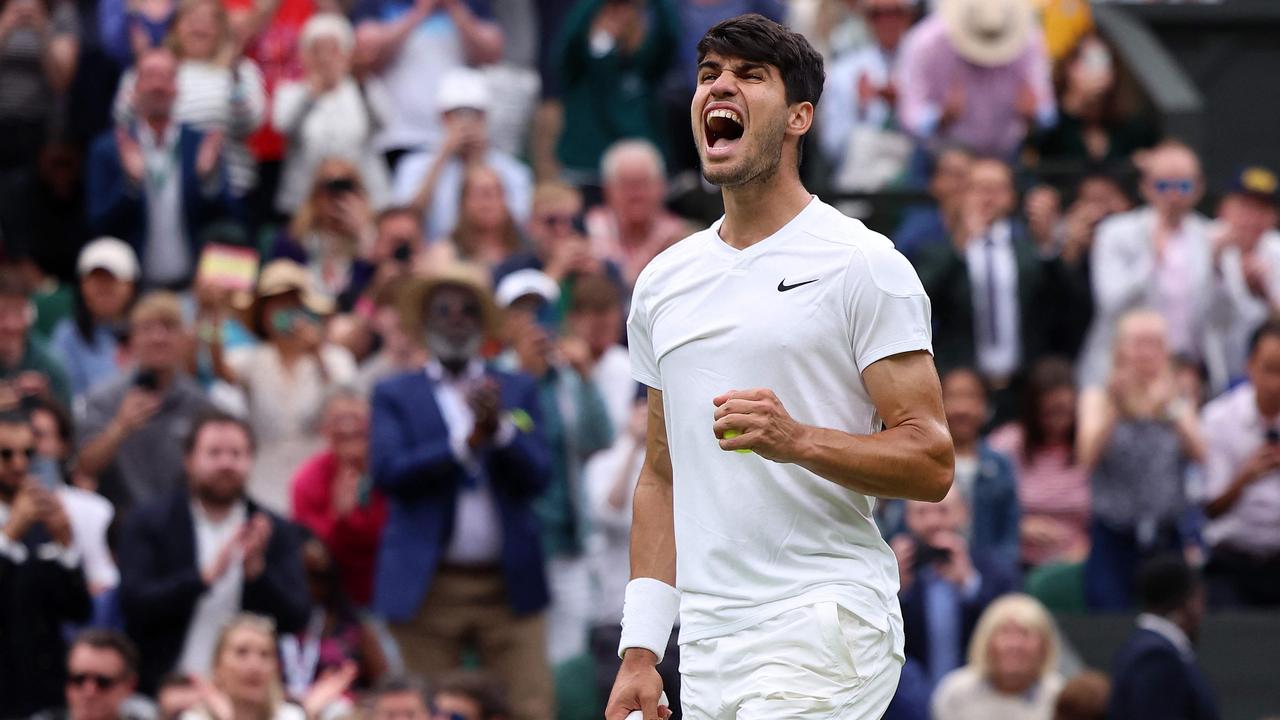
left=281, top=609, right=326, bottom=698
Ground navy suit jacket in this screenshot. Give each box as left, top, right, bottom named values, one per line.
left=970, top=442, right=1021, bottom=573
left=370, top=367, right=552, bottom=621
left=899, top=548, right=1018, bottom=673
left=1109, top=627, right=1220, bottom=720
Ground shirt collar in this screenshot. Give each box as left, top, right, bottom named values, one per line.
left=1137, top=613, right=1195, bottom=659
left=190, top=498, right=248, bottom=528
left=425, top=358, right=485, bottom=384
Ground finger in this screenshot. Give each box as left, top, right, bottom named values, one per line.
left=718, top=429, right=757, bottom=452
left=712, top=398, right=768, bottom=421
left=639, top=691, right=659, bottom=720
left=712, top=414, right=756, bottom=439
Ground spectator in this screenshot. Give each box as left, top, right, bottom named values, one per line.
left=272, top=13, right=391, bottom=216
left=428, top=672, right=511, bottom=720
left=584, top=140, right=688, bottom=291
left=156, top=675, right=201, bottom=720
left=392, top=67, right=533, bottom=243
left=495, top=181, right=621, bottom=294
left=291, top=389, right=388, bottom=607
left=77, top=292, right=212, bottom=512
left=818, top=0, right=918, bottom=192
left=180, top=614, right=306, bottom=720
left=421, top=165, right=527, bottom=273
left=939, top=367, right=1021, bottom=571
left=897, top=0, right=1055, bottom=160
left=49, top=239, right=139, bottom=400
left=0, top=410, right=92, bottom=717
left=351, top=0, right=502, bottom=165
left=354, top=277, right=429, bottom=394
left=1199, top=321, right=1280, bottom=608
left=97, top=0, right=174, bottom=67
left=989, top=358, right=1091, bottom=568
left=932, top=594, right=1065, bottom=720
left=555, top=0, right=678, bottom=192
left=892, top=145, right=973, bottom=261
left=1078, top=309, right=1205, bottom=611
left=0, top=267, right=72, bottom=407
left=1109, top=555, right=1220, bottom=720
left=56, top=630, right=147, bottom=720
left=892, top=486, right=1018, bottom=690
left=564, top=272, right=634, bottom=434
left=369, top=264, right=553, bottom=720
left=1079, top=140, right=1217, bottom=389
left=116, top=411, right=310, bottom=691
left=112, top=0, right=266, bottom=198
left=87, top=47, right=231, bottom=290
left=1053, top=671, right=1110, bottom=720
left=0, top=140, right=89, bottom=283
left=0, top=0, right=78, bottom=170
left=370, top=677, right=429, bottom=720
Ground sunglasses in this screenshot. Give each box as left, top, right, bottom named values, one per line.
left=1153, top=178, right=1195, bottom=195
left=0, top=446, right=35, bottom=462
left=537, top=213, right=576, bottom=229
left=429, top=298, right=482, bottom=320
left=67, top=673, right=122, bottom=691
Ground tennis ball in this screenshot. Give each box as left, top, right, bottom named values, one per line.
left=723, top=430, right=752, bottom=454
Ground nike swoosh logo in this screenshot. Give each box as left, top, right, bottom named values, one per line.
left=777, top=278, right=819, bottom=292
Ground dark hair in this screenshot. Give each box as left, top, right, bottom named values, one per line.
left=157, top=672, right=195, bottom=693
left=300, top=534, right=360, bottom=627
left=1052, top=670, right=1110, bottom=720
left=941, top=366, right=988, bottom=398
left=0, top=266, right=31, bottom=301
left=568, top=273, right=621, bottom=314
left=0, top=409, right=31, bottom=429
left=1248, top=320, right=1280, bottom=358
left=28, top=397, right=74, bottom=445
left=72, top=278, right=137, bottom=352
left=1137, top=554, right=1199, bottom=616
left=71, top=629, right=141, bottom=678
left=1020, top=357, right=1077, bottom=461
left=696, top=14, right=825, bottom=160
left=376, top=205, right=423, bottom=231
left=374, top=676, right=429, bottom=707
left=430, top=672, right=510, bottom=720
left=183, top=409, right=256, bottom=455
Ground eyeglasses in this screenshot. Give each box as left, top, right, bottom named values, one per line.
left=0, top=446, right=35, bottom=463
left=1153, top=178, right=1196, bottom=195
left=537, top=213, right=576, bottom=229
left=67, top=673, right=122, bottom=691
left=429, top=298, right=482, bottom=320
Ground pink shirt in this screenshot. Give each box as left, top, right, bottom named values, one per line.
left=988, top=424, right=1090, bottom=566
left=585, top=207, right=688, bottom=289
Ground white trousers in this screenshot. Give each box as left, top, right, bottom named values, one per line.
left=679, top=601, right=903, bottom=719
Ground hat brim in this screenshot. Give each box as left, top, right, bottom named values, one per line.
left=397, top=273, right=498, bottom=343
left=939, top=0, right=1033, bottom=68
left=245, top=286, right=336, bottom=339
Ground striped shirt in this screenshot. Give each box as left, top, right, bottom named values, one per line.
left=0, top=0, right=79, bottom=121
left=988, top=423, right=1090, bottom=565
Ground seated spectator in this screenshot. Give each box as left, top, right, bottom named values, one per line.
left=370, top=264, right=553, bottom=720
left=818, top=0, right=918, bottom=192
left=0, top=410, right=92, bottom=716
left=291, top=389, right=388, bottom=607
left=117, top=411, right=310, bottom=692
left=897, top=0, right=1055, bottom=160
left=892, top=486, right=1018, bottom=690
left=50, top=239, right=139, bottom=400
left=1079, top=140, right=1216, bottom=388
left=77, top=292, right=212, bottom=513
left=52, top=629, right=149, bottom=720
left=421, top=166, right=527, bottom=272
left=1078, top=310, right=1205, bottom=611
left=392, top=67, right=533, bottom=243
left=1200, top=321, right=1280, bottom=608
left=584, top=140, right=688, bottom=290
left=180, top=615, right=306, bottom=720
left=1052, top=670, right=1110, bottom=720
left=272, top=13, right=391, bottom=216
left=1109, top=555, right=1219, bottom=720
left=88, top=47, right=232, bottom=289
left=564, top=273, right=635, bottom=434
left=892, top=146, right=973, bottom=261
left=989, top=358, right=1091, bottom=568
left=272, top=159, right=377, bottom=312
left=222, top=260, right=357, bottom=513
left=428, top=673, right=511, bottom=720
left=369, top=677, right=429, bottom=720
left=932, top=594, right=1065, bottom=720
left=0, top=0, right=78, bottom=171
left=556, top=0, right=678, bottom=194
left=112, top=0, right=266, bottom=198
left=0, top=267, right=71, bottom=407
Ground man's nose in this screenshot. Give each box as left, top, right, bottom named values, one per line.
left=709, top=72, right=739, bottom=98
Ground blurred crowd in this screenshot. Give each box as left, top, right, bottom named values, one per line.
left=0, top=0, right=1274, bottom=719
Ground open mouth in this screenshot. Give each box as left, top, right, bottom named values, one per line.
left=704, top=107, right=745, bottom=155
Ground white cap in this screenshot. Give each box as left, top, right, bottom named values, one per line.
left=495, top=269, right=559, bottom=309
left=437, top=67, right=491, bottom=115
left=77, top=237, right=140, bottom=281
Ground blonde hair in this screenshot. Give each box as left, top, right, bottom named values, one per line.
left=290, top=157, right=368, bottom=242
left=1111, top=307, right=1168, bottom=368
left=532, top=181, right=582, bottom=215
left=210, top=614, right=284, bottom=720
left=966, top=594, right=1060, bottom=680
left=129, top=291, right=184, bottom=328
left=299, top=13, right=354, bottom=54
left=166, top=0, right=234, bottom=61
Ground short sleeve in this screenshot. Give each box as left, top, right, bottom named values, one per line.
left=626, top=273, right=661, bottom=389
left=845, top=243, right=933, bottom=373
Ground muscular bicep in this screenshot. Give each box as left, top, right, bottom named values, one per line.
left=862, top=350, right=947, bottom=434
left=643, top=387, right=672, bottom=483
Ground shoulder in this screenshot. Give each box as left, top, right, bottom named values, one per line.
left=1096, top=208, right=1150, bottom=240
left=488, top=367, right=537, bottom=395
left=1202, top=384, right=1250, bottom=425
left=933, top=666, right=984, bottom=702
left=85, top=373, right=130, bottom=408
left=821, top=218, right=925, bottom=299
left=631, top=226, right=713, bottom=296
left=125, top=491, right=185, bottom=531
left=372, top=370, right=424, bottom=401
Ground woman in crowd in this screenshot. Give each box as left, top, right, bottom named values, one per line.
left=49, top=238, right=139, bottom=400
left=271, top=13, right=389, bottom=215
left=989, top=358, right=1091, bottom=568
left=1077, top=309, right=1206, bottom=611
left=932, top=594, right=1065, bottom=720
left=423, top=166, right=525, bottom=273
left=184, top=615, right=304, bottom=720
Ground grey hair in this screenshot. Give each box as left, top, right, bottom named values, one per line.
left=600, top=139, right=666, bottom=186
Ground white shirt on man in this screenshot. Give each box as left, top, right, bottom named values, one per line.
left=138, top=123, right=190, bottom=286
left=965, top=219, right=1021, bottom=379
left=178, top=500, right=246, bottom=676
left=1199, top=382, right=1280, bottom=554
left=627, top=197, right=930, bottom=646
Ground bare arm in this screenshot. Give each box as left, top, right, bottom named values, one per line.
left=444, top=0, right=502, bottom=65
left=630, top=387, right=675, bottom=587
left=354, top=2, right=432, bottom=75
left=1076, top=387, right=1117, bottom=471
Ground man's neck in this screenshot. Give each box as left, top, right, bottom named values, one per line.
left=196, top=495, right=240, bottom=523
left=144, top=116, right=172, bottom=137
left=1256, top=394, right=1280, bottom=422
left=617, top=212, right=655, bottom=246
left=718, top=171, right=812, bottom=250
left=440, top=357, right=471, bottom=377
left=953, top=436, right=978, bottom=458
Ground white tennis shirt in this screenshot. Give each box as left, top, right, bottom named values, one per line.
left=627, top=197, right=932, bottom=646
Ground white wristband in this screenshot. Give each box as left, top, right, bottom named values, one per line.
left=618, top=577, right=680, bottom=662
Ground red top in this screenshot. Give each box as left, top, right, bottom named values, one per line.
left=224, top=0, right=314, bottom=160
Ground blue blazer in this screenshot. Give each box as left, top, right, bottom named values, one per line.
left=370, top=367, right=552, bottom=620
left=1109, top=627, right=1220, bottom=720
left=899, top=548, right=1017, bottom=675
left=970, top=441, right=1021, bottom=573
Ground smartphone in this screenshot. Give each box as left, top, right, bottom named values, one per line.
left=392, top=244, right=413, bottom=264
left=1266, top=428, right=1280, bottom=445
left=912, top=542, right=953, bottom=570
left=134, top=368, right=160, bottom=392
left=323, top=177, right=357, bottom=195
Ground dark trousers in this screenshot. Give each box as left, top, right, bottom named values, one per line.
left=590, top=624, right=682, bottom=719
left=1085, top=520, right=1181, bottom=611
left=1207, top=546, right=1280, bottom=608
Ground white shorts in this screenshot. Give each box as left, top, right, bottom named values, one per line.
left=679, top=601, right=904, bottom=720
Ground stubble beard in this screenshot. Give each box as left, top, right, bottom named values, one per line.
left=702, top=118, right=786, bottom=189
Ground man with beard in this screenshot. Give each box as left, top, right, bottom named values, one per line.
left=607, top=14, right=953, bottom=720
left=116, top=410, right=309, bottom=693
left=369, top=263, right=553, bottom=720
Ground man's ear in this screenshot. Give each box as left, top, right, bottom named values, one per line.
left=786, top=101, right=814, bottom=138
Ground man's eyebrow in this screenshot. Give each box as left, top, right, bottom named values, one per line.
left=697, top=60, right=722, bottom=71
left=696, top=60, right=769, bottom=75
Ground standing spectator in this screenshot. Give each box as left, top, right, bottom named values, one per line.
left=291, top=389, right=388, bottom=607
left=1199, top=321, right=1280, bottom=608
left=272, top=13, right=391, bottom=216
left=0, top=268, right=71, bottom=407
left=49, top=239, right=139, bottom=401
left=0, top=410, right=92, bottom=717
left=87, top=47, right=231, bottom=290
left=494, top=182, right=618, bottom=293
left=1052, top=671, right=1110, bottom=720
left=989, top=358, right=1091, bottom=568
left=180, top=615, right=306, bottom=720
left=355, top=276, right=429, bottom=394
left=0, top=0, right=78, bottom=170
left=555, top=0, right=678, bottom=193
left=369, top=264, right=553, bottom=720
left=116, top=411, right=310, bottom=692
left=421, top=166, right=527, bottom=273
left=564, top=273, right=633, bottom=435
left=427, top=673, right=511, bottom=720
left=112, top=0, right=267, bottom=198
left=56, top=630, right=147, bottom=720
left=76, top=292, right=211, bottom=513
left=392, top=67, right=533, bottom=243
left=1109, top=555, right=1219, bottom=720
left=897, top=0, right=1055, bottom=160
left=932, top=595, right=1065, bottom=720
left=892, top=146, right=973, bottom=261
left=1080, top=140, right=1217, bottom=388
left=1078, top=309, right=1205, bottom=611
left=583, top=140, right=688, bottom=291
left=892, top=487, right=1018, bottom=690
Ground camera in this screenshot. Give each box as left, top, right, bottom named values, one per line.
left=911, top=542, right=953, bottom=570
left=134, top=368, right=160, bottom=392
left=1266, top=428, right=1280, bottom=445
left=322, top=177, right=357, bottom=195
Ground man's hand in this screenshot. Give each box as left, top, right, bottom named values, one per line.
left=202, top=526, right=245, bottom=586
left=241, top=513, right=272, bottom=581
left=1015, top=80, right=1038, bottom=121
left=890, top=534, right=916, bottom=594
left=605, top=650, right=671, bottom=720
left=3, top=481, right=43, bottom=542
left=196, top=129, right=224, bottom=181
left=116, top=129, right=146, bottom=186
left=332, top=465, right=361, bottom=518
left=557, top=336, right=594, bottom=378
left=712, top=388, right=810, bottom=463
left=466, top=378, right=502, bottom=447
left=933, top=532, right=975, bottom=588
left=940, top=82, right=966, bottom=128
left=113, top=388, right=162, bottom=435
left=302, top=661, right=358, bottom=720
left=38, top=490, right=73, bottom=547
left=1024, top=185, right=1061, bottom=251
left=1241, top=444, right=1280, bottom=486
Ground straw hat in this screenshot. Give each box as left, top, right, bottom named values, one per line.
left=397, top=262, right=499, bottom=340
left=939, top=0, right=1034, bottom=68
left=239, top=259, right=335, bottom=338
